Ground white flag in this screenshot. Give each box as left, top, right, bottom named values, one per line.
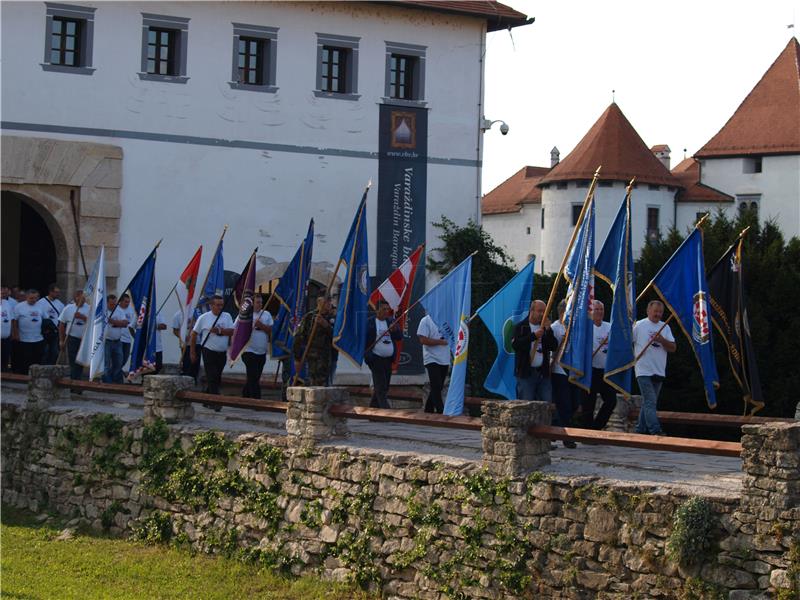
left=76, top=246, right=107, bottom=380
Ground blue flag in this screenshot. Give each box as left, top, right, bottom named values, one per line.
left=560, top=198, right=595, bottom=392
left=272, top=220, right=314, bottom=359
left=594, top=192, right=636, bottom=397
left=195, top=238, right=224, bottom=318
left=651, top=227, right=720, bottom=408
left=419, top=255, right=472, bottom=416
left=127, top=248, right=158, bottom=378
left=475, top=258, right=535, bottom=400
left=333, top=189, right=370, bottom=366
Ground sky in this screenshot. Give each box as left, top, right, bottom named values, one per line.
left=481, top=0, right=800, bottom=193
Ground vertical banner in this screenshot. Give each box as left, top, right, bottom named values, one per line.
left=377, top=104, right=428, bottom=374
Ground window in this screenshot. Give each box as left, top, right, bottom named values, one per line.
left=526, top=226, right=531, bottom=235
left=647, top=207, right=660, bottom=241
left=384, top=42, right=426, bottom=104
left=139, top=14, right=189, bottom=83
left=743, top=157, right=763, bottom=174
left=599, top=180, right=614, bottom=187
left=556, top=182, right=568, bottom=190
left=737, top=194, right=761, bottom=216
left=571, top=204, right=582, bottom=226
left=316, top=33, right=359, bottom=99
left=575, top=180, right=590, bottom=188
left=696, top=211, right=708, bottom=222
left=230, top=23, right=278, bottom=92
left=540, top=207, right=545, bottom=229
left=42, top=3, right=95, bottom=74
left=648, top=184, right=661, bottom=191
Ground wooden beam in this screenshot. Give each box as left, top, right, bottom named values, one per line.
left=175, top=390, right=288, bottom=413
left=627, top=408, right=790, bottom=428
left=328, top=404, right=482, bottom=431
left=55, top=378, right=144, bottom=396
left=0, top=373, right=31, bottom=383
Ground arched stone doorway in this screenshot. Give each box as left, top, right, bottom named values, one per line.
left=1, top=191, right=62, bottom=294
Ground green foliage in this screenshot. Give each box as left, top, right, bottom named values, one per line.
left=300, top=499, right=324, bottom=529
left=636, top=210, right=800, bottom=417
left=666, top=497, right=715, bottom=565
left=100, top=500, right=129, bottom=531
left=132, top=511, right=173, bottom=545
left=679, top=577, right=726, bottom=600
left=54, top=414, right=131, bottom=480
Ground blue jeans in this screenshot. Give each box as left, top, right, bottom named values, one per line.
left=516, top=369, right=552, bottom=402
left=103, top=339, right=124, bottom=383
left=636, top=376, right=663, bottom=434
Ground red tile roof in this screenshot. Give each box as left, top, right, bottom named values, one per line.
left=650, top=144, right=670, bottom=152
left=383, top=1, right=532, bottom=31
left=672, top=158, right=733, bottom=203
left=696, top=38, right=800, bottom=158
left=537, top=103, right=681, bottom=188
left=481, top=165, right=550, bottom=215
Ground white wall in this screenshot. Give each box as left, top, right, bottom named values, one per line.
left=675, top=201, right=734, bottom=234
left=540, top=181, right=676, bottom=273
left=481, top=204, right=541, bottom=270
left=1, top=1, right=487, bottom=372
left=700, top=155, right=800, bottom=238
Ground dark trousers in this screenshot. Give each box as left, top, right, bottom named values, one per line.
left=581, top=367, right=617, bottom=430
left=42, top=335, right=59, bottom=365
left=368, top=355, right=393, bottom=409
left=201, top=348, right=226, bottom=395
left=424, top=363, right=448, bottom=414
left=1, top=337, right=11, bottom=372
left=181, top=344, right=201, bottom=382
left=103, top=339, right=124, bottom=384
left=16, top=340, right=44, bottom=375
left=242, top=352, right=266, bottom=399
left=121, top=342, right=131, bottom=371
left=551, top=373, right=579, bottom=427
left=155, top=351, right=163, bottom=374
left=66, top=336, right=84, bottom=380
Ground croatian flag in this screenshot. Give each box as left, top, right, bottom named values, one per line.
left=175, top=246, right=202, bottom=349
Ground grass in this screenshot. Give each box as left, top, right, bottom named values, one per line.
left=1, top=505, right=375, bottom=600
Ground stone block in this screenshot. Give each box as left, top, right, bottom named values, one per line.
left=481, top=400, right=550, bottom=477
left=27, top=364, right=71, bottom=405
left=142, top=375, right=194, bottom=423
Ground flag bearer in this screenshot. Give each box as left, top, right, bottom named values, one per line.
left=241, top=294, right=273, bottom=399
left=581, top=300, right=617, bottom=430
left=191, top=295, right=234, bottom=397
left=58, top=290, right=90, bottom=380
left=292, top=296, right=334, bottom=386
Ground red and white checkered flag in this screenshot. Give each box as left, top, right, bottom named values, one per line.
left=369, top=244, right=424, bottom=370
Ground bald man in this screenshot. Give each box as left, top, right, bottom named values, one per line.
left=511, top=299, right=557, bottom=402
left=580, top=300, right=617, bottom=430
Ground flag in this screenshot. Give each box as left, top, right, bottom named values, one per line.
left=127, top=249, right=159, bottom=378
left=332, top=189, right=370, bottom=366
left=651, top=227, right=720, bottom=409
left=475, top=258, right=535, bottom=400
left=369, top=244, right=424, bottom=371
left=419, top=255, right=472, bottom=416
left=175, top=246, right=202, bottom=349
left=272, top=220, right=314, bottom=358
left=229, top=250, right=258, bottom=364
left=195, top=236, right=224, bottom=318
left=707, top=234, right=763, bottom=414
left=76, top=247, right=107, bottom=380
left=594, top=192, right=636, bottom=397
left=560, top=197, right=596, bottom=392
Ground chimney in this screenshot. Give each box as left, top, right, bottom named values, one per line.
left=550, top=146, right=560, bottom=168
left=651, top=144, right=671, bottom=170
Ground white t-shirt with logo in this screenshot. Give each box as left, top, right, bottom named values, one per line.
left=36, top=297, right=64, bottom=326
left=632, top=318, right=675, bottom=377
left=119, top=305, right=136, bottom=343
left=1, top=299, right=13, bottom=339
left=59, top=302, right=91, bottom=340
left=193, top=311, right=234, bottom=353
left=417, top=315, right=450, bottom=366
left=244, top=310, right=274, bottom=356
left=13, top=301, right=44, bottom=343
left=551, top=320, right=566, bottom=375
left=105, top=306, right=128, bottom=341
left=373, top=318, right=395, bottom=358
left=591, top=321, right=611, bottom=370
left=529, top=323, right=544, bottom=368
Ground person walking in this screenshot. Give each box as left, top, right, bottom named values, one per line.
left=364, top=299, right=402, bottom=409
left=417, top=312, right=450, bottom=414
left=240, top=294, right=273, bottom=399
left=58, top=290, right=90, bottom=380
left=11, top=289, right=44, bottom=374
left=191, top=295, right=234, bottom=396
left=37, top=283, right=64, bottom=365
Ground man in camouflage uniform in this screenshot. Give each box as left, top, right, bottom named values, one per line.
left=292, top=296, right=334, bottom=386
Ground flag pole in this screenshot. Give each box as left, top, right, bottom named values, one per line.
left=293, top=183, right=370, bottom=384
left=200, top=247, right=256, bottom=351
left=155, top=282, right=178, bottom=316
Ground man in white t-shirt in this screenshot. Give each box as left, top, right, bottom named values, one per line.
left=58, top=290, right=90, bottom=380
left=550, top=299, right=577, bottom=447
left=632, top=300, right=676, bottom=435
left=239, top=294, right=274, bottom=399
left=37, top=283, right=65, bottom=365
left=154, top=312, right=168, bottom=374
left=580, top=300, right=617, bottom=430
left=1, top=285, right=13, bottom=372
left=364, top=299, right=403, bottom=409
left=103, top=295, right=129, bottom=384
left=172, top=309, right=199, bottom=382
left=11, top=289, right=45, bottom=374
left=118, top=294, right=136, bottom=372
left=417, top=313, right=450, bottom=414
left=191, top=295, right=234, bottom=397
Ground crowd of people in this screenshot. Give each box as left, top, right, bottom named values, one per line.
left=2, top=282, right=676, bottom=437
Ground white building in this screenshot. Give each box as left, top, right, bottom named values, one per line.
left=0, top=1, right=530, bottom=374
left=483, top=37, right=799, bottom=272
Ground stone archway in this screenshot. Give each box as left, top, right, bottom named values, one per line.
left=1, top=135, right=123, bottom=292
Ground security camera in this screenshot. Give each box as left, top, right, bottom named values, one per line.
left=500, top=123, right=509, bottom=136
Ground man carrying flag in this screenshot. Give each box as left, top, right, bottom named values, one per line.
left=419, top=254, right=472, bottom=416
left=707, top=229, right=764, bottom=415
left=76, top=247, right=107, bottom=380
left=228, top=249, right=258, bottom=366
left=175, top=246, right=202, bottom=356
left=126, top=247, right=159, bottom=379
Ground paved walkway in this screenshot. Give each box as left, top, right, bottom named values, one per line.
left=1, top=382, right=743, bottom=498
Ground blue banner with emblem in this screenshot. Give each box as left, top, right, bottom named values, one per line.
left=332, top=189, right=370, bottom=366
left=127, top=248, right=158, bottom=378
left=272, top=219, right=314, bottom=359
left=651, top=227, right=720, bottom=409
left=475, top=258, right=535, bottom=400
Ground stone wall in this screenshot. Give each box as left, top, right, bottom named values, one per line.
left=1, top=381, right=798, bottom=599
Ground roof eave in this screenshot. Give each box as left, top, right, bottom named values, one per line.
left=379, top=2, right=533, bottom=31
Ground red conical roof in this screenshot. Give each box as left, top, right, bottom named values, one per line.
left=538, top=103, right=680, bottom=188
left=696, top=38, right=800, bottom=158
